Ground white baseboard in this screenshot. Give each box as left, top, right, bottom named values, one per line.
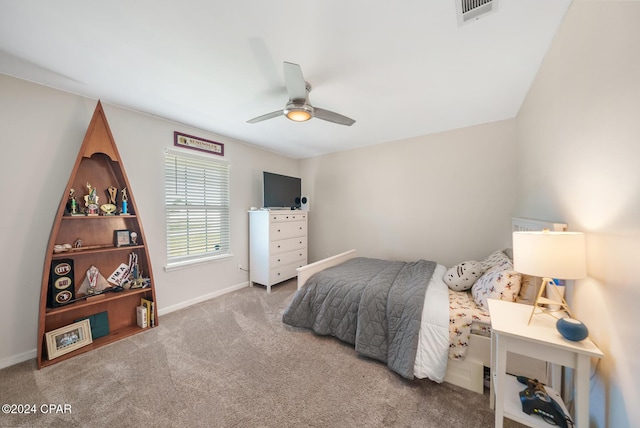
left=0, top=281, right=250, bottom=370
left=158, top=281, right=250, bottom=316
left=0, top=349, right=37, bottom=370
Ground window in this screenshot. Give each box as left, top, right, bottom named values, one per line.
left=165, top=148, right=230, bottom=268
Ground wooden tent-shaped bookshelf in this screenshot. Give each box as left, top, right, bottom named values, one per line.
left=37, top=101, right=157, bottom=368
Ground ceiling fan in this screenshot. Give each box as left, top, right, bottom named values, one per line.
left=247, top=62, right=355, bottom=126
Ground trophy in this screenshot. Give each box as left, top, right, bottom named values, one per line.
left=100, top=185, right=118, bottom=215
left=84, top=182, right=100, bottom=216
left=67, top=188, right=82, bottom=216
left=77, top=265, right=110, bottom=295
left=120, top=187, right=129, bottom=215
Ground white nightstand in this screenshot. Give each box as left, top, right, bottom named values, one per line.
left=488, top=299, right=603, bottom=428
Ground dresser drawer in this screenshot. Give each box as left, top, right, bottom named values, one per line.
left=270, top=249, right=306, bottom=267
left=269, top=220, right=306, bottom=240
left=269, top=260, right=307, bottom=284
left=270, top=236, right=307, bottom=254
left=271, top=212, right=308, bottom=223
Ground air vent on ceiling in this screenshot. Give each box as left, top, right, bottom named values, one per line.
left=456, top=0, right=497, bottom=26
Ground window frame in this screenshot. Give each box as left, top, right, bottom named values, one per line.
left=164, top=148, right=231, bottom=271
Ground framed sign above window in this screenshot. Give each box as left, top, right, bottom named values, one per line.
left=174, top=132, right=224, bottom=156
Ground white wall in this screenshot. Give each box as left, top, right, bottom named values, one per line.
left=0, top=74, right=298, bottom=367
left=299, top=119, right=518, bottom=267
left=515, top=2, right=639, bottom=427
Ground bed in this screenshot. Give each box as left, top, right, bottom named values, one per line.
left=282, top=217, right=567, bottom=393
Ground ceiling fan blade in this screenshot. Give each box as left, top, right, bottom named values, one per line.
left=313, top=107, right=356, bottom=126
left=247, top=110, right=283, bottom=124
left=283, top=62, right=307, bottom=101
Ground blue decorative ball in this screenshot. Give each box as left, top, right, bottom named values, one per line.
left=556, top=318, right=588, bottom=342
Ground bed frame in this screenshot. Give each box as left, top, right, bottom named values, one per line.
left=295, top=217, right=567, bottom=393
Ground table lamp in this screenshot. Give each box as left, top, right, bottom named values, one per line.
left=512, top=230, right=586, bottom=325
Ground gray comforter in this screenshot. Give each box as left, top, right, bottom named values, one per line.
left=282, top=257, right=436, bottom=379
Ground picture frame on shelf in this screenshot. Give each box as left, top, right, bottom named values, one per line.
left=46, top=319, right=93, bottom=360
left=114, top=230, right=132, bottom=247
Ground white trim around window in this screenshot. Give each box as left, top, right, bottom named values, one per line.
left=164, top=147, right=231, bottom=270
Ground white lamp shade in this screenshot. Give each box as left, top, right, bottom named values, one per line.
left=512, top=231, right=586, bottom=279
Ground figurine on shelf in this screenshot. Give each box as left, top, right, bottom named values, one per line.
left=120, top=187, right=129, bottom=215
left=77, top=265, right=110, bottom=295
left=130, top=231, right=138, bottom=245
left=67, top=188, right=80, bottom=215
left=100, top=185, right=118, bottom=215
left=84, top=182, right=100, bottom=216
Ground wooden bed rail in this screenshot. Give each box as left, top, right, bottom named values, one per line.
left=296, top=249, right=357, bottom=289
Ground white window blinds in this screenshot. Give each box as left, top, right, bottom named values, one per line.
left=165, top=149, right=230, bottom=266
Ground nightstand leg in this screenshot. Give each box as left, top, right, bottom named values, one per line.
left=575, top=354, right=590, bottom=427
left=494, top=334, right=507, bottom=428
left=490, top=330, right=496, bottom=409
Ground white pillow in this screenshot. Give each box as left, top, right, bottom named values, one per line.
left=480, top=250, right=512, bottom=271
left=444, top=261, right=485, bottom=291
left=471, top=266, right=522, bottom=311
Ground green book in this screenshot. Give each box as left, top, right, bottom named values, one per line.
left=75, top=311, right=109, bottom=339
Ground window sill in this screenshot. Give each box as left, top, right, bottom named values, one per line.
left=164, top=253, right=234, bottom=272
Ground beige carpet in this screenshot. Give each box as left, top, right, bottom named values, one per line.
left=0, top=279, right=525, bottom=427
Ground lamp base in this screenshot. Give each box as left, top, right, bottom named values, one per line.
left=528, top=277, right=573, bottom=325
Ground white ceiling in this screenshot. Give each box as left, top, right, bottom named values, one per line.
left=0, top=0, right=571, bottom=159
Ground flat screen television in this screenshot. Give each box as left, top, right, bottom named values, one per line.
left=263, top=171, right=301, bottom=209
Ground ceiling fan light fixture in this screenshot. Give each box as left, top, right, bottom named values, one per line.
left=284, top=103, right=314, bottom=122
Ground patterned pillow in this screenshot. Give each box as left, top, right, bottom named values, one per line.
left=444, top=261, right=485, bottom=291
left=471, top=266, right=522, bottom=310
left=480, top=250, right=512, bottom=271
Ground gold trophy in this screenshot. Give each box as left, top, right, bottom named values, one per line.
left=84, top=182, right=100, bottom=216
left=100, top=186, right=118, bottom=215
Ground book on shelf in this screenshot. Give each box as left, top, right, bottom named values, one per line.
left=140, top=297, right=155, bottom=327
left=136, top=305, right=147, bottom=328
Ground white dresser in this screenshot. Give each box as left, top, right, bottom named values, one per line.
left=249, top=210, right=308, bottom=293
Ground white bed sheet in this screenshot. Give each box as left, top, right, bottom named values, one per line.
left=413, top=263, right=450, bottom=382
